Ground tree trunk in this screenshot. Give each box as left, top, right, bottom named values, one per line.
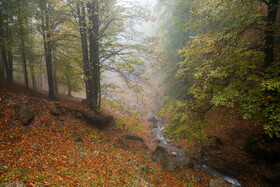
left=0, top=17, right=5, bottom=79
left=0, top=31, right=12, bottom=81
left=38, top=59, right=42, bottom=89
left=263, top=0, right=279, bottom=69
left=0, top=57, right=4, bottom=79
left=87, top=0, right=101, bottom=111
left=20, top=24, right=29, bottom=88
left=45, top=36, right=56, bottom=99
left=0, top=48, right=5, bottom=79
left=0, top=14, right=12, bottom=81
left=41, top=0, right=56, bottom=100
left=77, top=2, right=90, bottom=101
left=67, top=75, right=72, bottom=96
left=7, top=46, right=13, bottom=82
left=1, top=44, right=8, bottom=80
left=53, top=58, right=58, bottom=94
left=29, top=60, right=36, bottom=89
left=6, top=29, right=13, bottom=82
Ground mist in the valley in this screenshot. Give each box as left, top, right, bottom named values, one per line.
left=101, top=0, right=160, bottom=106
left=13, top=0, right=160, bottom=101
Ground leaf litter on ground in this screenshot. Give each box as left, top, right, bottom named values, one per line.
left=0, top=88, right=210, bottom=186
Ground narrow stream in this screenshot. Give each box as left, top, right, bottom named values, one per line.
left=150, top=115, right=242, bottom=187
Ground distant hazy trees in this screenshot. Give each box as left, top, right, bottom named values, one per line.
left=0, top=0, right=149, bottom=113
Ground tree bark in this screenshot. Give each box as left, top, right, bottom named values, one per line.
left=263, top=0, right=279, bottom=69
left=67, top=75, right=72, bottom=96
left=77, top=2, right=90, bottom=101
left=41, top=0, right=56, bottom=100
left=53, top=57, right=58, bottom=94
left=0, top=32, right=13, bottom=81
left=87, top=0, right=101, bottom=111
left=6, top=29, right=13, bottom=82
left=0, top=50, right=5, bottom=79
left=1, top=44, right=8, bottom=80
left=0, top=9, right=12, bottom=81
left=38, top=59, right=42, bottom=89
left=20, top=23, right=29, bottom=88
left=0, top=58, right=4, bottom=79
left=29, top=60, right=36, bottom=89
left=7, top=46, right=13, bottom=82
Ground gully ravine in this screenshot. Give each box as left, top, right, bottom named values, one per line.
left=149, top=111, right=242, bottom=187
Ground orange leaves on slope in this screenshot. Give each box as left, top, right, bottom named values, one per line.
left=0, top=89, right=208, bottom=186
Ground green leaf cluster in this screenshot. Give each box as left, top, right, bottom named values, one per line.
left=159, top=98, right=207, bottom=143
left=157, top=0, right=280, bottom=138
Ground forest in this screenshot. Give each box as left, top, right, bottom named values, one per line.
left=1, top=0, right=280, bottom=186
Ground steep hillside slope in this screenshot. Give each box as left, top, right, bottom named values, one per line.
left=0, top=83, right=212, bottom=186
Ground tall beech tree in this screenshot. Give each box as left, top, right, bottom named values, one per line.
left=2, top=0, right=149, bottom=116
left=37, top=0, right=56, bottom=99
left=36, top=0, right=71, bottom=99
left=87, top=0, right=100, bottom=111
left=74, top=0, right=148, bottom=111
left=17, top=0, right=29, bottom=88
left=76, top=0, right=100, bottom=111
left=76, top=1, right=90, bottom=102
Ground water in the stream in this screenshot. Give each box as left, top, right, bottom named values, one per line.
left=151, top=117, right=242, bottom=187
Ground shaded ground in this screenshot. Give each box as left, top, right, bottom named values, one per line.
left=0, top=80, right=81, bottom=103
left=172, top=107, right=280, bottom=187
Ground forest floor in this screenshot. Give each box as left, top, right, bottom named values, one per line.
left=1, top=80, right=279, bottom=186
left=0, top=80, right=211, bottom=186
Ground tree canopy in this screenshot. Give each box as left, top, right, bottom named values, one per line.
left=0, top=0, right=150, bottom=112
left=157, top=0, right=280, bottom=139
